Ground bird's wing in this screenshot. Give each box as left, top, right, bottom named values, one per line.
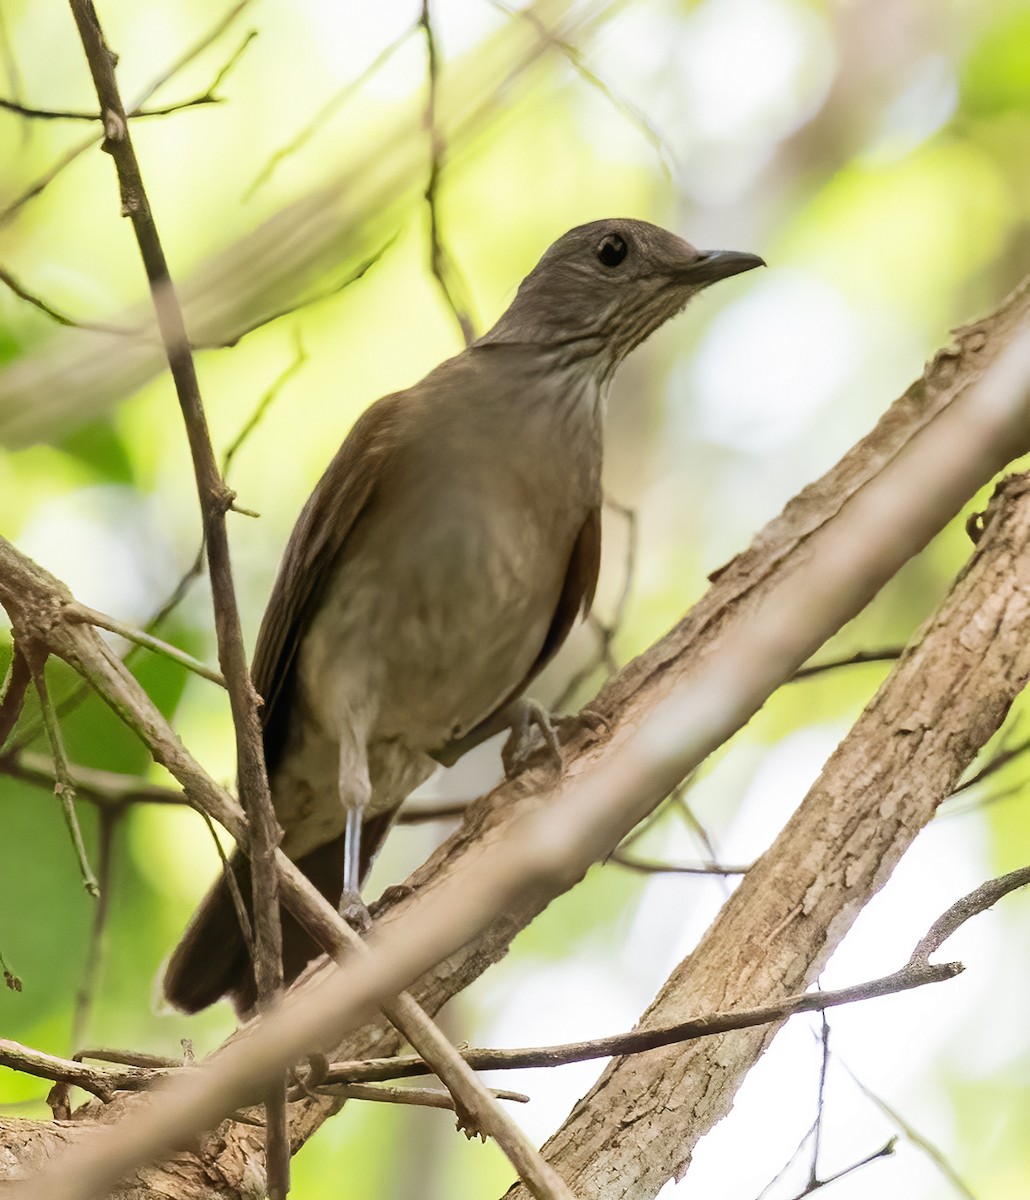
left=432, top=504, right=601, bottom=766
left=252, top=392, right=406, bottom=768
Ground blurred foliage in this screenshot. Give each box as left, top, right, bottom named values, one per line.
left=1, top=0, right=1029, bottom=1197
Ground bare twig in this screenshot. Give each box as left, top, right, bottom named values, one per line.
left=420, top=0, right=475, bottom=346
left=789, top=646, right=905, bottom=681
left=314, top=1081, right=530, bottom=1111
left=0, top=751, right=184, bottom=810
left=221, top=330, right=307, bottom=477
left=29, top=652, right=98, bottom=897
left=0, top=29, right=253, bottom=123
left=607, top=849, right=749, bottom=876
left=63, top=603, right=225, bottom=686
left=786, top=1139, right=896, bottom=1199
left=808, top=1009, right=831, bottom=1189
left=245, top=22, right=418, bottom=198
left=320, top=961, right=961, bottom=1085
left=0, top=265, right=136, bottom=334
left=396, top=798, right=471, bottom=825
left=72, top=810, right=119, bottom=1047
left=191, top=240, right=392, bottom=351
left=908, top=862, right=1030, bottom=965
left=490, top=0, right=674, bottom=174
left=950, top=731, right=1030, bottom=797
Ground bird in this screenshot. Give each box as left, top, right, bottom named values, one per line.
left=163, top=218, right=764, bottom=1015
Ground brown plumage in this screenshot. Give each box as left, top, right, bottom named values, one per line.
left=163, top=219, right=763, bottom=1015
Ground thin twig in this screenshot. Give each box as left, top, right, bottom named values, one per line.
left=790, top=646, right=904, bottom=681
left=319, top=960, right=961, bottom=1085
left=191, top=240, right=392, bottom=350
left=420, top=0, right=475, bottom=346
left=328, top=864, right=1030, bottom=1087
left=222, top=330, right=307, bottom=477
left=63, top=603, right=225, bottom=686
left=0, top=266, right=137, bottom=334
left=489, top=0, right=675, bottom=176
left=396, top=798, right=471, bottom=825
left=309, top=1081, right=530, bottom=1110
left=808, top=1008, right=831, bottom=1189
left=839, top=1062, right=977, bottom=1199
left=0, top=751, right=185, bottom=810
left=29, top=652, right=98, bottom=896
left=72, top=810, right=118, bottom=1047
left=950, top=731, right=1030, bottom=796
left=607, top=849, right=749, bottom=876
left=244, top=22, right=418, bottom=198
left=786, top=1139, right=896, bottom=1199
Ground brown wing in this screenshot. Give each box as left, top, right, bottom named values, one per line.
left=252, top=392, right=407, bottom=769
left=432, top=504, right=601, bottom=766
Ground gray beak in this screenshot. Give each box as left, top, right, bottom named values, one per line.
left=682, top=249, right=766, bottom=285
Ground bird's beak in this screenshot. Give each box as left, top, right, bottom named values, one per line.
left=679, top=249, right=766, bottom=285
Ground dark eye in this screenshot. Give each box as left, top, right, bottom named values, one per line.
left=597, top=233, right=628, bottom=268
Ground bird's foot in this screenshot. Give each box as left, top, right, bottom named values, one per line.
left=338, top=889, right=372, bottom=934
left=501, top=697, right=563, bottom=779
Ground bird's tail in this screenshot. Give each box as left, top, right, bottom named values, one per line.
left=163, top=811, right=396, bottom=1016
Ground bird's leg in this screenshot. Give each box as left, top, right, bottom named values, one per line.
left=338, top=736, right=373, bottom=931
left=501, top=697, right=563, bottom=778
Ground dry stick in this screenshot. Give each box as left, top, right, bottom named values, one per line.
left=789, top=646, right=904, bottom=680
left=15, top=316, right=1030, bottom=1200
left=420, top=0, right=476, bottom=346
left=607, top=849, right=749, bottom=877
left=28, top=654, right=98, bottom=897
left=0, top=265, right=136, bottom=334
left=72, top=809, right=118, bottom=1048
left=65, top=3, right=286, bottom=1192
left=63, top=603, right=225, bottom=686
left=0, top=753, right=184, bottom=810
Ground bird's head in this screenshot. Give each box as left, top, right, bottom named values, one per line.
left=480, top=218, right=764, bottom=378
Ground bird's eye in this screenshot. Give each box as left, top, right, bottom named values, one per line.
left=596, top=233, right=628, bottom=268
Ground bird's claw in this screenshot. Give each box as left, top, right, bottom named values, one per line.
left=338, top=889, right=372, bottom=934
left=501, top=698, right=563, bottom=779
